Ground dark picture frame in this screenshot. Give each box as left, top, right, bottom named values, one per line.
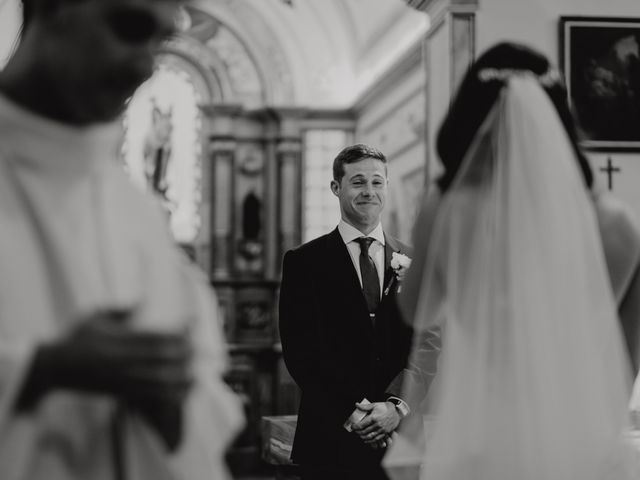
left=559, top=17, right=640, bottom=151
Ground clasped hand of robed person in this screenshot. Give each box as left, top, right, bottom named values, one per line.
left=16, top=308, right=193, bottom=451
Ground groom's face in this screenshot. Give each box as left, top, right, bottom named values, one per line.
left=331, top=157, right=388, bottom=232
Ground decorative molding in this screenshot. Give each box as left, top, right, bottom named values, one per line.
left=429, top=1, right=478, bottom=32
left=164, top=34, right=237, bottom=102
left=247, top=107, right=307, bottom=125
left=302, top=109, right=355, bottom=121
left=206, top=25, right=264, bottom=107
left=224, top=1, right=295, bottom=105
left=276, top=139, right=302, bottom=155
left=203, top=103, right=243, bottom=138
left=161, top=37, right=221, bottom=102
left=359, top=85, right=426, bottom=160
left=209, top=139, right=237, bottom=154
left=298, top=109, right=356, bottom=132
left=420, top=0, right=477, bottom=187
left=363, top=8, right=411, bottom=59
left=270, top=107, right=309, bottom=120
left=450, top=12, right=475, bottom=92
left=403, top=0, right=478, bottom=14
left=403, top=0, right=432, bottom=12
left=200, top=103, right=244, bottom=118
left=359, top=85, right=424, bottom=136
left=277, top=146, right=301, bottom=260
left=211, top=149, right=235, bottom=278
left=353, top=38, right=424, bottom=113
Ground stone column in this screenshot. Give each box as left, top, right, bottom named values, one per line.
left=251, top=108, right=304, bottom=278
left=276, top=138, right=302, bottom=266
left=276, top=110, right=304, bottom=266
left=404, top=0, right=478, bottom=184
left=205, top=104, right=243, bottom=279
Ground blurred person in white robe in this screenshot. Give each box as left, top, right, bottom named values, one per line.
left=0, top=0, right=243, bottom=478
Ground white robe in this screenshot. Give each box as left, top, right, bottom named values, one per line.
left=0, top=94, right=244, bottom=479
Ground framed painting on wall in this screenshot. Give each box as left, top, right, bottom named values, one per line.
left=559, top=17, right=640, bottom=151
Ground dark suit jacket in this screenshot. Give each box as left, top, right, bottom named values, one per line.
left=279, top=227, right=413, bottom=469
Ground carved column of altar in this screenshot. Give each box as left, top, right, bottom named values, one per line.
left=202, top=105, right=308, bottom=470
left=276, top=140, right=302, bottom=266
left=405, top=0, right=478, bottom=184
left=274, top=109, right=304, bottom=276
left=270, top=110, right=304, bottom=418
left=271, top=136, right=304, bottom=418
left=205, top=104, right=242, bottom=279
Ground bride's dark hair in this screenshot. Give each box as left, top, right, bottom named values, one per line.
left=436, top=42, right=592, bottom=193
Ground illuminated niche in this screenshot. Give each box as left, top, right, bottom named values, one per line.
left=122, top=63, right=203, bottom=244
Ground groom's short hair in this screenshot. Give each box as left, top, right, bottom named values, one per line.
left=332, top=143, right=387, bottom=182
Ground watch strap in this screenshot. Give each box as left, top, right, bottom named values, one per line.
left=387, top=396, right=410, bottom=418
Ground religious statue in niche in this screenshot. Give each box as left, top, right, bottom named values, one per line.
left=143, top=99, right=173, bottom=200
left=239, top=189, right=263, bottom=262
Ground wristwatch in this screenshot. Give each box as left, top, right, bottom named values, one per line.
left=388, top=397, right=410, bottom=419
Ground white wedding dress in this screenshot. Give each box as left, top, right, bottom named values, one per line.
left=393, top=75, right=637, bottom=480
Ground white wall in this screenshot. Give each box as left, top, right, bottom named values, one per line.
left=356, top=55, right=426, bottom=243
left=476, top=0, right=640, bottom=222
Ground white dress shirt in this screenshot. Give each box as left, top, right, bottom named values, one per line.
left=338, top=220, right=385, bottom=297
left=338, top=220, right=411, bottom=413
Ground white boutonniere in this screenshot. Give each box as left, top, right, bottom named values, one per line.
left=384, top=252, right=412, bottom=295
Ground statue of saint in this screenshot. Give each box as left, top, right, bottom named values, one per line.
left=143, top=99, right=173, bottom=199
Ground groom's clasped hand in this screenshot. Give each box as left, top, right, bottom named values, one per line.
left=350, top=401, right=400, bottom=450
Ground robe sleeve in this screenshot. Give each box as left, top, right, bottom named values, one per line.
left=0, top=341, right=37, bottom=422
left=385, top=189, right=443, bottom=411
left=168, top=264, right=244, bottom=480
left=0, top=340, right=43, bottom=473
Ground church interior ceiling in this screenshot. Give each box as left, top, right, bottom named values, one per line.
left=176, top=0, right=429, bottom=109
left=0, top=0, right=428, bottom=109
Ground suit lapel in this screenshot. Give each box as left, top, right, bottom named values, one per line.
left=325, top=229, right=371, bottom=311
left=324, top=229, right=403, bottom=324
left=383, top=233, right=400, bottom=297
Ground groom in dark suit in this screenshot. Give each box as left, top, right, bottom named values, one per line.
left=279, top=144, right=413, bottom=480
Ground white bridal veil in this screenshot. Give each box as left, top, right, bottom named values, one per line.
left=392, top=75, right=636, bottom=480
